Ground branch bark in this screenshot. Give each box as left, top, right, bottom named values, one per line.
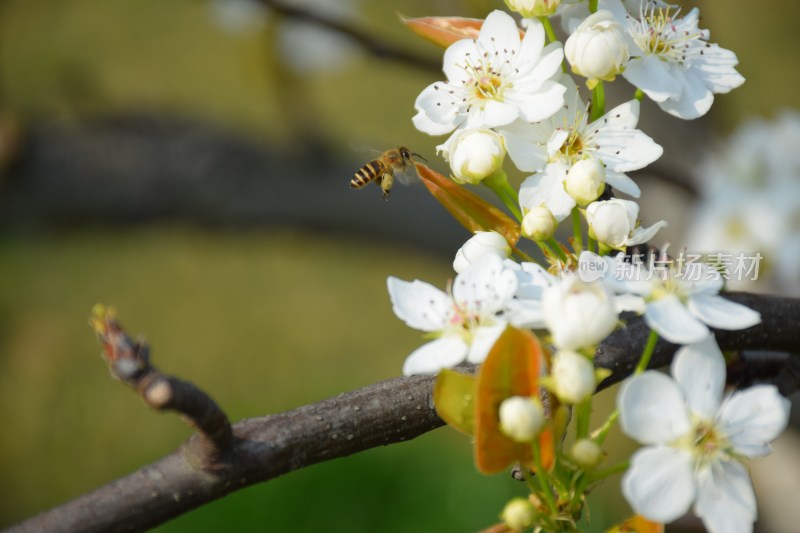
left=9, top=292, right=800, bottom=533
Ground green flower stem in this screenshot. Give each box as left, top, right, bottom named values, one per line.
left=531, top=440, right=558, bottom=514
left=571, top=207, right=583, bottom=253
left=540, top=16, right=558, bottom=44
left=590, top=81, right=605, bottom=122
left=586, top=235, right=596, bottom=254
left=514, top=248, right=537, bottom=264
left=589, top=0, right=599, bottom=13
left=483, top=170, right=523, bottom=223
left=635, top=329, right=659, bottom=374
left=546, top=237, right=568, bottom=264
left=587, top=460, right=630, bottom=484
left=575, top=397, right=592, bottom=439
left=591, top=409, right=618, bottom=445
left=634, top=88, right=644, bottom=101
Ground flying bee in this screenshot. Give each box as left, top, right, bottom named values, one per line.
left=350, top=146, right=426, bottom=200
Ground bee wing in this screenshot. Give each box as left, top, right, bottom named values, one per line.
left=394, top=164, right=420, bottom=186
left=348, top=141, right=383, bottom=157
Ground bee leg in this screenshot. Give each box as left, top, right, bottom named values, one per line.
left=378, top=174, right=392, bottom=201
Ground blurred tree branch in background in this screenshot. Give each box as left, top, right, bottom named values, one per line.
left=8, top=292, right=799, bottom=532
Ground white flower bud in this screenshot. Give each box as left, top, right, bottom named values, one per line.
left=586, top=199, right=636, bottom=248
left=542, top=274, right=617, bottom=350
left=571, top=438, right=603, bottom=468
left=565, top=10, right=629, bottom=83
left=551, top=350, right=596, bottom=404
left=521, top=206, right=557, bottom=242
left=439, top=129, right=505, bottom=185
left=565, top=158, right=605, bottom=206
left=499, top=396, right=545, bottom=443
left=501, top=498, right=535, bottom=531
left=453, top=231, right=512, bottom=273
left=504, top=0, right=562, bottom=18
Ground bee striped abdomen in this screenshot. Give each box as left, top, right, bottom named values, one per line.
left=351, top=160, right=384, bottom=189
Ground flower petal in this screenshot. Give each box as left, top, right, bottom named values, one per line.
left=519, top=162, right=575, bottom=221
left=452, top=254, right=518, bottom=316
left=645, top=294, right=710, bottom=344
left=694, top=460, right=756, bottom=533
left=387, top=277, right=452, bottom=331
left=501, top=120, right=550, bottom=172
left=605, top=170, right=642, bottom=198
left=622, top=446, right=696, bottom=523
left=413, top=82, right=465, bottom=135
left=402, top=336, right=469, bottom=375
left=506, top=79, right=566, bottom=124
left=670, top=335, right=725, bottom=419
left=687, top=294, right=761, bottom=331
left=443, top=38, right=479, bottom=83
left=477, top=10, right=522, bottom=58
left=467, top=100, right=520, bottom=129
left=466, top=322, right=506, bottom=363
left=719, top=385, right=791, bottom=457
left=627, top=220, right=667, bottom=246
left=618, top=371, right=692, bottom=444
left=691, top=44, right=745, bottom=95
left=656, top=68, right=714, bottom=120
left=622, top=55, right=681, bottom=102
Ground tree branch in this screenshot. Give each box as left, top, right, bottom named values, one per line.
left=10, top=292, right=800, bottom=532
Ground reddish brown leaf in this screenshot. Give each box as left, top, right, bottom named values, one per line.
left=400, top=16, right=526, bottom=48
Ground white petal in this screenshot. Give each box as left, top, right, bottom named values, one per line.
left=477, top=10, right=522, bottom=58
left=627, top=220, right=667, bottom=245
left=622, top=446, right=696, bottom=523
left=518, top=162, right=575, bottom=221
left=466, top=322, right=507, bottom=363
left=687, top=294, right=761, bottom=331
left=517, top=17, right=545, bottom=69
left=443, top=39, right=479, bottom=83
left=452, top=254, right=518, bottom=316
left=618, top=372, right=692, bottom=444
left=594, top=129, right=663, bottom=173
left=501, top=120, right=549, bottom=172
left=469, top=100, right=519, bottom=129
left=402, top=336, right=469, bottom=375
left=645, top=294, right=710, bottom=345
left=719, top=385, right=791, bottom=457
left=547, top=129, right=570, bottom=157
left=605, top=170, right=641, bottom=197
left=691, top=44, right=745, bottom=95
left=506, top=79, right=566, bottom=123
left=615, top=293, right=646, bottom=314
left=657, top=68, right=715, bottom=120
left=387, top=277, right=452, bottom=331
left=413, top=82, right=464, bottom=135
left=519, top=42, right=564, bottom=82
left=592, top=99, right=639, bottom=130
left=505, top=299, right=545, bottom=329
left=694, top=461, right=756, bottom=533
left=622, top=55, right=681, bottom=102
left=671, top=335, right=725, bottom=419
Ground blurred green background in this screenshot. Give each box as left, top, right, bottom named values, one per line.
left=0, top=0, right=798, bottom=531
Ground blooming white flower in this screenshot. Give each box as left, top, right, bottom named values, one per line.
left=499, top=396, right=545, bottom=442
left=505, top=0, right=562, bottom=18
left=550, top=350, right=596, bottom=403
left=557, top=0, right=674, bottom=33
left=453, top=231, right=512, bottom=273
left=586, top=198, right=667, bottom=249
left=412, top=10, right=566, bottom=136
left=521, top=205, right=557, bottom=241
left=505, top=75, right=662, bottom=221
left=438, top=129, right=506, bottom=184
left=388, top=254, right=517, bottom=375
left=542, top=273, right=618, bottom=350
left=618, top=336, right=791, bottom=532
left=603, top=253, right=761, bottom=345
left=606, top=0, right=745, bottom=119
left=564, top=10, right=629, bottom=85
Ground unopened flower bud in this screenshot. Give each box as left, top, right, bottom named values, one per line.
left=501, top=497, right=536, bottom=531
left=542, top=275, right=617, bottom=350
left=571, top=438, right=603, bottom=468
left=453, top=231, right=512, bottom=273
left=565, top=158, right=605, bottom=206
left=504, top=0, right=562, bottom=18
left=439, top=129, right=505, bottom=185
left=522, top=206, right=557, bottom=242
left=565, top=10, right=629, bottom=83
left=551, top=350, right=596, bottom=404
left=586, top=199, right=635, bottom=248
left=499, top=396, right=545, bottom=443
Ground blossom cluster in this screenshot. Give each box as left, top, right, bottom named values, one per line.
left=381, top=1, right=791, bottom=532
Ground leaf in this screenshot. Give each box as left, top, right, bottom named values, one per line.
left=606, top=515, right=664, bottom=533
left=474, top=325, right=543, bottom=474
left=434, top=368, right=477, bottom=435
left=415, top=163, right=521, bottom=247
left=400, top=15, right=526, bottom=49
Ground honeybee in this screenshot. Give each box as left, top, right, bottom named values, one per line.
left=350, top=146, right=425, bottom=200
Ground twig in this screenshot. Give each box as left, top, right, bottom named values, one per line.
left=9, top=292, right=800, bottom=532
left=257, top=0, right=441, bottom=73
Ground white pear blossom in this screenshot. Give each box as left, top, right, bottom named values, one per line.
left=499, top=396, right=545, bottom=442
left=388, top=254, right=517, bottom=375
left=503, top=260, right=557, bottom=329
left=557, top=0, right=673, bottom=33
left=550, top=350, right=596, bottom=404
left=586, top=198, right=667, bottom=249
left=438, top=129, right=506, bottom=184
left=521, top=205, right=557, bottom=242
left=606, top=0, right=745, bottom=119
left=603, top=253, right=761, bottom=345
left=564, top=10, right=629, bottom=84
left=453, top=231, right=512, bottom=273
left=412, top=10, right=566, bottom=136
left=618, top=336, right=791, bottom=533
left=542, top=273, right=618, bottom=350
left=505, top=75, right=662, bottom=221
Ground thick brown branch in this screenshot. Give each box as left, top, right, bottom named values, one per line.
left=10, top=292, right=800, bottom=532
